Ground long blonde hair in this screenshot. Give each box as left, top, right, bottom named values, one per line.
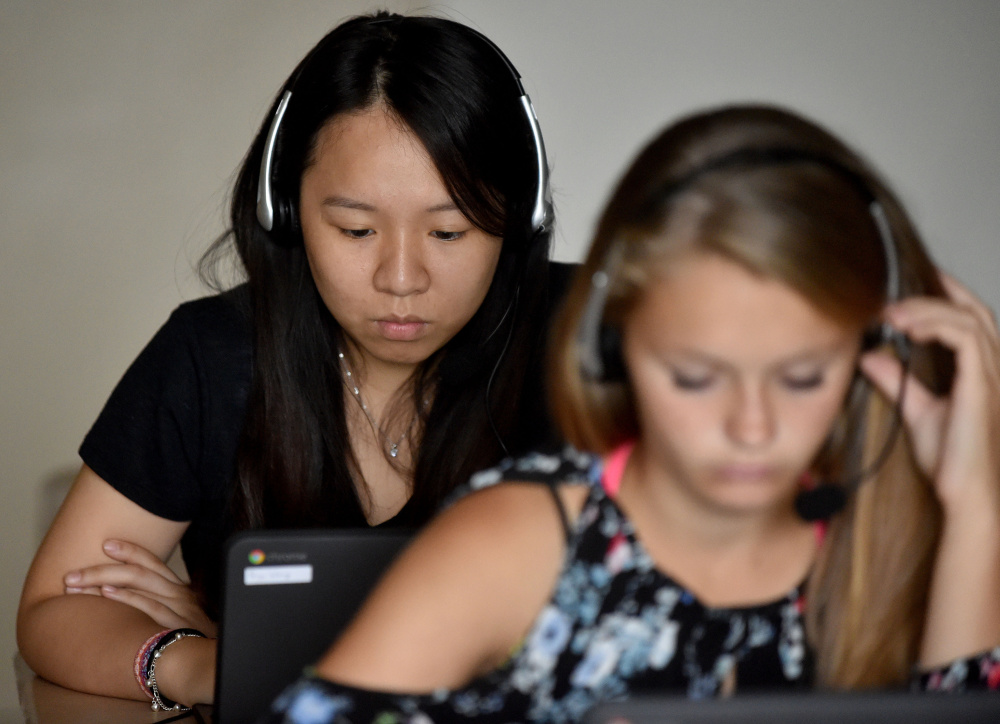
left=549, top=105, right=953, bottom=687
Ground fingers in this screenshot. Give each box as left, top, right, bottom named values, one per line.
left=937, top=270, right=1000, bottom=336
left=61, top=539, right=218, bottom=637
left=64, top=561, right=218, bottom=636
left=64, top=561, right=179, bottom=597
left=880, top=273, right=1000, bottom=510
left=887, top=274, right=1000, bottom=358
left=885, top=298, right=1000, bottom=388
left=63, top=538, right=184, bottom=594
left=97, top=585, right=191, bottom=631
left=859, top=350, right=941, bottom=430
left=62, top=585, right=102, bottom=596
left=101, top=539, right=184, bottom=584
left=100, top=584, right=219, bottom=637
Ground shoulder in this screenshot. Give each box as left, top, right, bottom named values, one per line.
left=453, top=446, right=602, bottom=541
left=465, top=445, right=602, bottom=493
left=121, top=285, right=252, bottom=372
left=145, top=285, right=253, bottom=389
left=322, top=458, right=588, bottom=688
left=79, top=286, right=253, bottom=515
left=404, top=448, right=605, bottom=605
left=165, top=285, right=251, bottom=347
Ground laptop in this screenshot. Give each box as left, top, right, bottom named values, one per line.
left=582, top=690, right=1000, bottom=724
left=214, top=528, right=413, bottom=724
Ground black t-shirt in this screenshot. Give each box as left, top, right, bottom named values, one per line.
left=79, top=262, right=575, bottom=618
left=79, top=286, right=254, bottom=618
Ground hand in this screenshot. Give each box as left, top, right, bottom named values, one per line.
left=859, top=271, right=1000, bottom=516
left=64, top=539, right=218, bottom=637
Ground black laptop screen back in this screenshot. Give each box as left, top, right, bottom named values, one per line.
left=582, top=691, right=1000, bottom=724
left=214, top=528, right=412, bottom=724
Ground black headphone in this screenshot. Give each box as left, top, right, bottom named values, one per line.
left=576, top=147, right=910, bottom=520
left=255, top=21, right=553, bottom=457
left=255, top=26, right=552, bottom=241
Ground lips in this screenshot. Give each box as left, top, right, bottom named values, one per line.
left=376, top=316, right=428, bottom=341
left=716, top=464, right=776, bottom=482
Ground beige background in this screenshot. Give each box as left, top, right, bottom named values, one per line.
left=2, top=0, right=998, bottom=708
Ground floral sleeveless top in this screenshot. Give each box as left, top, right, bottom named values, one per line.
left=263, top=446, right=1000, bottom=724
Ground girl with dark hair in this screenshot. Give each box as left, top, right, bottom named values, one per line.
left=262, top=104, right=999, bottom=723
left=18, top=12, right=569, bottom=709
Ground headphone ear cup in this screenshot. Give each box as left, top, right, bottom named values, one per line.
left=283, top=197, right=298, bottom=232
left=598, top=324, right=627, bottom=382
left=861, top=324, right=911, bottom=365
left=270, top=196, right=300, bottom=246
left=860, top=325, right=884, bottom=352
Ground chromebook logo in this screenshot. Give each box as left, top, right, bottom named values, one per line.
left=248, top=549, right=265, bottom=565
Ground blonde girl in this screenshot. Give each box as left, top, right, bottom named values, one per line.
left=262, top=105, right=1000, bottom=723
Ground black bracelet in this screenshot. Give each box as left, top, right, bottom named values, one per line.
left=144, top=628, right=207, bottom=711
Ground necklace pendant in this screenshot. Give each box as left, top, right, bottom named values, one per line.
left=389, top=443, right=399, bottom=458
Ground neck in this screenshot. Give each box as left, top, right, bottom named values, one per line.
left=338, top=340, right=430, bottom=467
left=616, top=442, right=816, bottom=608
left=339, top=343, right=419, bottom=417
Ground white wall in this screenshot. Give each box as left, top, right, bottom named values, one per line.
left=2, top=0, right=998, bottom=707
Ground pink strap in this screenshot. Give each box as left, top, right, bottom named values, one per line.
left=814, top=520, right=828, bottom=546
left=601, top=442, right=635, bottom=498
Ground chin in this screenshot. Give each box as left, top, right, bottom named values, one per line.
left=369, top=339, right=443, bottom=368
left=710, top=488, right=800, bottom=519
left=699, top=478, right=797, bottom=517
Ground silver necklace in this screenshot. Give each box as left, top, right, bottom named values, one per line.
left=338, top=351, right=418, bottom=458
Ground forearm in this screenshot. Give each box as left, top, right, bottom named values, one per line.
left=17, top=593, right=216, bottom=705
left=919, top=505, right=1000, bottom=668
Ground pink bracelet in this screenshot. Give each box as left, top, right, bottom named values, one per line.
left=133, top=630, right=171, bottom=700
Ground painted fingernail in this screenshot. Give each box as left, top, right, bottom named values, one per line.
left=103, top=540, right=119, bottom=553
left=65, top=572, right=81, bottom=585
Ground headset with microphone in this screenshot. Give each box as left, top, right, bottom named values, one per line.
left=575, top=147, right=911, bottom=520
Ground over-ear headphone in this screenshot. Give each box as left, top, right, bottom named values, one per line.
left=575, top=147, right=910, bottom=520
left=255, top=26, right=552, bottom=241
left=256, top=90, right=294, bottom=235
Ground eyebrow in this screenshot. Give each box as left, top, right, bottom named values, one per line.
left=322, top=196, right=460, bottom=214
left=667, top=346, right=846, bottom=371
left=323, top=196, right=375, bottom=212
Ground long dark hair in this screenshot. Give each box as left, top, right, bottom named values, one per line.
left=550, top=105, right=953, bottom=687
left=201, top=12, right=553, bottom=531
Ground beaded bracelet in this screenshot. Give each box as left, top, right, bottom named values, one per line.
left=143, top=628, right=207, bottom=711
left=133, top=629, right=171, bottom=700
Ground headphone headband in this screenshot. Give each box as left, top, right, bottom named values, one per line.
left=578, top=146, right=904, bottom=381
left=256, top=91, right=292, bottom=232
left=255, top=22, right=551, bottom=240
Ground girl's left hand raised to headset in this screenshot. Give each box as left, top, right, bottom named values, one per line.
left=859, top=271, right=1000, bottom=519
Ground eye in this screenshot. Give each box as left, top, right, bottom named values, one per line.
left=781, top=373, right=824, bottom=391
left=430, top=230, right=465, bottom=242
left=340, top=228, right=373, bottom=240
left=672, top=372, right=715, bottom=391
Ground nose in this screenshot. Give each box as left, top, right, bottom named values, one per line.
left=372, top=229, right=430, bottom=297
left=724, top=383, right=777, bottom=449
